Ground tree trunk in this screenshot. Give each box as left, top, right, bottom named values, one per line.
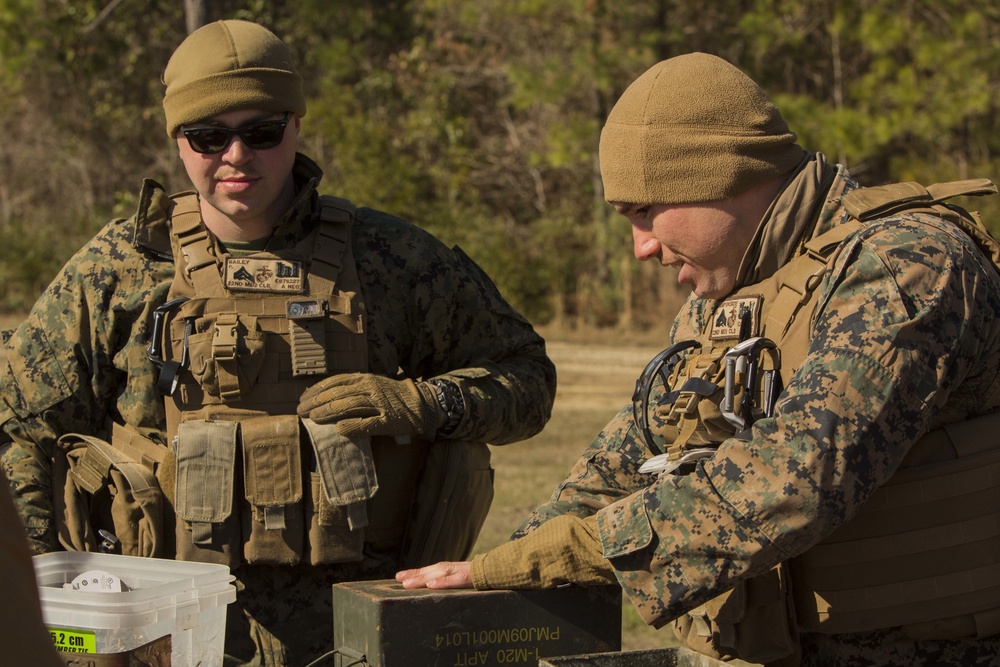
left=185, top=0, right=208, bottom=34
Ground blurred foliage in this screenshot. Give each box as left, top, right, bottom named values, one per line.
left=0, top=0, right=997, bottom=331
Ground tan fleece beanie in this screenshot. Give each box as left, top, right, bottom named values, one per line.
left=599, top=53, right=806, bottom=205
left=162, top=20, right=306, bottom=137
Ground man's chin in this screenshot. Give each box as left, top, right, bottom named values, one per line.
left=208, top=198, right=256, bottom=219
left=690, top=282, right=725, bottom=300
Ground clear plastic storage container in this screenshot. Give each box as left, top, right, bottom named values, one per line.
left=33, top=551, right=235, bottom=666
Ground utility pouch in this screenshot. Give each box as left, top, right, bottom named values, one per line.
left=305, top=472, right=365, bottom=564
left=173, top=419, right=241, bottom=567
left=180, top=311, right=266, bottom=401
left=241, top=415, right=304, bottom=565
left=652, top=350, right=735, bottom=456
left=303, top=418, right=378, bottom=564
left=673, top=563, right=800, bottom=666
left=53, top=429, right=165, bottom=558
left=403, top=440, right=494, bottom=567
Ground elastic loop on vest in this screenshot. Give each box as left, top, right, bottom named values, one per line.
left=290, top=318, right=328, bottom=377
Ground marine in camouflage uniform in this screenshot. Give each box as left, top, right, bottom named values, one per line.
left=398, top=54, right=1000, bottom=666
left=0, top=20, right=555, bottom=667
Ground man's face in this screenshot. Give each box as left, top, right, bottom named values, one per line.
left=614, top=198, right=759, bottom=300
left=176, top=109, right=300, bottom=239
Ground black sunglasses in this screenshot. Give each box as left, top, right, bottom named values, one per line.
left=181, top=113, right=292, bottom=154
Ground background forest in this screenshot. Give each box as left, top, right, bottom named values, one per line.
left=0, top=0, right=998, bottom=332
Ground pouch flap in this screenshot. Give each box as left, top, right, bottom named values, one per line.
left=706, top=581, right=748, bottom=623
left=844, top=179, right=997, bottom=221
left=242, top=415, right=303, bottom=507
left=303, top=418, right=378, bottom=506
left=59, top=433, right=156, bottom=496
left=926, top=178, right=997, bottom=201
left=843, top=182, right=930, bottom=221
left=174, top=419, right=238, bottom=523
left=597, top=493, right=653, bottom=559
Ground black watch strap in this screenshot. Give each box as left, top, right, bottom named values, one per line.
left=427, top=378, right=465, bottom=437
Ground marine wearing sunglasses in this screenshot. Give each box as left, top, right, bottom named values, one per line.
left=180, top=112, right=292, bottom=154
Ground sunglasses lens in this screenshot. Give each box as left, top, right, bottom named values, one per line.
left=240, top=121, right=287, bottom=150
left=184, top=128, right=232, bottom=154
left=182, top=115, right=289, bottom=154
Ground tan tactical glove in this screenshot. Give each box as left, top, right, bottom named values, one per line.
left=297, top=373, right=440, bottom=439
left=470, top=514, right=616, bottom=590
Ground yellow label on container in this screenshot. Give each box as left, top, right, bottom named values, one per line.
left=49, top=626, right=96, bottom=653
left=48, top=629, right=172, bottom=665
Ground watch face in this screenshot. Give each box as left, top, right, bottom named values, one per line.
left=430, top=379, right=464, bottom=435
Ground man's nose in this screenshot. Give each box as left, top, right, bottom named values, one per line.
left=632, top=225, right=660, bottom=261
left=222, top=136, right=253, bottom=163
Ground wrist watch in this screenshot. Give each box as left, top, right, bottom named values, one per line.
left=427, top=378, right=465, bottom=437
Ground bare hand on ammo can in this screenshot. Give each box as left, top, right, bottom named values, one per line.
left=297, top=372, right=440, bottom=439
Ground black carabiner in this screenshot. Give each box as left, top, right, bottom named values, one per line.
left=156, top=317, right=194, bottom=396
left=631, top=340, right=701, bottom=455
left=147, top=297, right=190, bottom=368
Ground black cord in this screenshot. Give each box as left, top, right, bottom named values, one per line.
left=302, top=648, right=367, bottom=667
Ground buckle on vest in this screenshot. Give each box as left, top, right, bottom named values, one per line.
left=213, top=313, right=239, bottom=362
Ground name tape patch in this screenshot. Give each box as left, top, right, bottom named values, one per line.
left=224, top=258, right=304, bottom=293
left=710, top=296, right=762, bottom=340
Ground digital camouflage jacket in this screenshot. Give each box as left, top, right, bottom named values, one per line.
left=2, top=153, right=558, bottom=665
left=501, top=154, right=1000, bottom=665
left=0, top=154, right=557, bottom=554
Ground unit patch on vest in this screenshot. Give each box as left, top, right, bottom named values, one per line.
left=710, top=296, right=762, bottom=341
left=224, top=258, right=305, bottom=293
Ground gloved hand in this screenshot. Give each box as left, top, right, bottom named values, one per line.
left=297, top=373, right=440, bottom=440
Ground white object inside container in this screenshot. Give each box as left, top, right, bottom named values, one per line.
left=33, top=551, right=235, bottom=665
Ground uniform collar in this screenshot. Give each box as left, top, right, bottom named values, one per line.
left=132, top=153, right=326, bottom=259
left=733, top=152, right=850, bottom=289
left=265, top=154, right=324, bottom=248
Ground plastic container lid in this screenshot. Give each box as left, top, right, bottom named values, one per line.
left=33, top=552, right=235, bottom=631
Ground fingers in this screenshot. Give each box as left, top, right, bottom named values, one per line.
left=299, top=372, right=363, bottom=401
left=297, top=395, right=380, bottom=422
left=297, top=373, right=378, bottom=421
left=395, top=562, right=473, bottom=590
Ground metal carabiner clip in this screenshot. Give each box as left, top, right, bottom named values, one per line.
left=146, top=297, right=192, bottom=396
left=631, top=340, right=701, bottom=456
left=147, top=297, right=190, bottom=368
left=720, top=336, right=781, bottom=432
